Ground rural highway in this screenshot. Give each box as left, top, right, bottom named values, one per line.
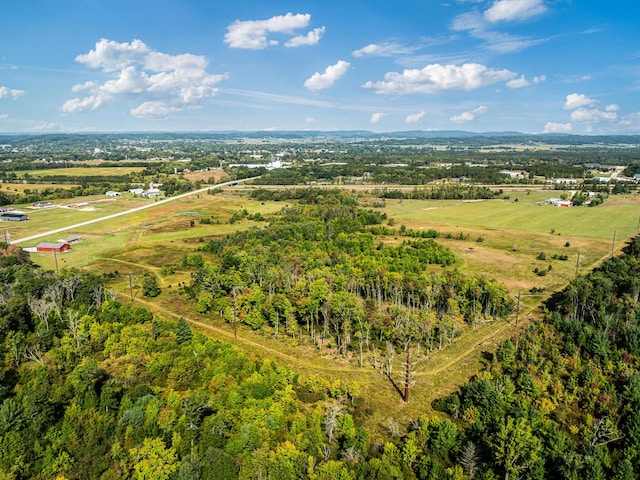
left=11, top=177, right=259, bottom=245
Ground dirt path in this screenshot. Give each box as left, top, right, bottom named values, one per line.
left=131, top=295, right=367, bottom=375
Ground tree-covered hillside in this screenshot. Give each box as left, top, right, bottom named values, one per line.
left=2, top=229, right=640, bottom=478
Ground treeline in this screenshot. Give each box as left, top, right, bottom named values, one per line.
left=374, top=185, right=502, bottom=200
left=251, top=163, right=527, bottom=186
left=184, top=194, right=513, bottom=368
left=248, top=187, right=362, bottom=203
left=2, top=226, right=640, bottom=478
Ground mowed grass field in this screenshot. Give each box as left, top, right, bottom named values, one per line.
left=0, top=182, right=81, bottom=193
left=13, top=166, right=146, bottom=178
left=381, top=191, right=639, bottom=291
left=3, top=196, right=152, bottom=240
left=27, top=190, right=282, bottom=274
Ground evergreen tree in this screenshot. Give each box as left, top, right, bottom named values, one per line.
left=142, top=274, right=161, bottom=298
left=175, top=317, right=193, bottom=345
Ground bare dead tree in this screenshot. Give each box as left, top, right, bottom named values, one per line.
left=62, top=276, right=81, bottom=302
left=323, top=403, right=344, bottom=444
left=27, top=296, right=55, bottom=332
left=0, top=284, right=13, bottom=304
left=341, top=447, right=361, bottom=463
left=91, top=284, right=104, bottom=311
left=385, top=341, right=395, bottom=377
left=43, top=282, right=64, bottom=320
left=460, top=441, right=479, bottom=480
left=384, top=417, right=400, bottom=438
left=66, top=309, right=83, bottom=349
left=320, top=444, right=331, bottom=461
left=24, top=344, right=45, bottom=365
left=106, top=289, right=118, bottom=301
left=590, top=417, right=624, bottom=447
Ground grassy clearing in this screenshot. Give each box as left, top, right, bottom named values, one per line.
left=27, top=190, right=282, bottom=272
left=383, top=193, right=639, bottom=288
left=0, top=182, right=81, bottom=193
left=4, top=196, right=151, bottom=241
left=13, top=166, right=146, bottom=178
left=384, top=193, right=639, bottom=239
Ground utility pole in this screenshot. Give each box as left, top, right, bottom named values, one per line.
left=575, top=251, right=581, bottom=277
left=53, top=249, right=59, bottom=274
left=515, top=291, right=521, bottom=326
left=129, top=273, right=134, bottom=301
left=403, top=348, right=411, bottom=403
left=611, top=230, right=617, bottom=257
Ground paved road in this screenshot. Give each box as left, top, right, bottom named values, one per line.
left=12, top=177, right=259, bottom=245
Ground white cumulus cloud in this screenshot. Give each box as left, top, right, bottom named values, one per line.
left=225, top=13, right=324, bottom=49
left=506, top=73, right=544, bottom=89
left=543, top=121, right=572, bottom=133
left=484, top=0, right=547, bottom=23
left=363, top=63, right=516, bottom=94
left=370, top=112, right=388, bottom=124
left=305, top=117, right=317, bottom=123
left=130, top=101, right=181, bottom=118
left=62, top=38, right=225, bottom=118
left=450, top=105, right=488, bottom=123
left=285, top=27, right=325, bottom=47
left=406, top=111, right=426, bottom=124
left=0, top=86, right=26, bottom=100
left=570, top=108, right=617, bottom=123
left=605, top=104, right=620, bottom=112
left=0, top=113, right=8, bottom=120
left=304, top=60, right=350, bottom=92
left=564, top=93, right=597, bottom=110
left=506, top=75, right=530, bottom=89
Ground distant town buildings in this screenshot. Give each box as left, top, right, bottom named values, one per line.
left=0, top=212, right=28, bottom=222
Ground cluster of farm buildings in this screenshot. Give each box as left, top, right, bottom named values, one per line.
left=32, top=235, right=82, bottom=253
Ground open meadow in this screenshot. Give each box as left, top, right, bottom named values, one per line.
left=0, top=182, right=81, bottom=193
left=12, top=166, right=147, bottom=178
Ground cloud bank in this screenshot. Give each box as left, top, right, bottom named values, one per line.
left=63, top=39, right=226, bottom=118
left=363, top=63, right=516, bottom=94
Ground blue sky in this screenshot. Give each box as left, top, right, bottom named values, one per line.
left=0, top=0, right=638, bottom=134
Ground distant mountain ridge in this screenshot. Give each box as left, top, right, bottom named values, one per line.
left=1, top=130, right=639, bottom=146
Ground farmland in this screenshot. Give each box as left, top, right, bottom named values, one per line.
left=11, top=166, right=147, bottom=178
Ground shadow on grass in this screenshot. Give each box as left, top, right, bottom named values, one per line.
left=387, top=373, right=404, bottom=401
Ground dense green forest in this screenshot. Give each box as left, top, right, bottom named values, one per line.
left=2, top=210, right=640, bottom=478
